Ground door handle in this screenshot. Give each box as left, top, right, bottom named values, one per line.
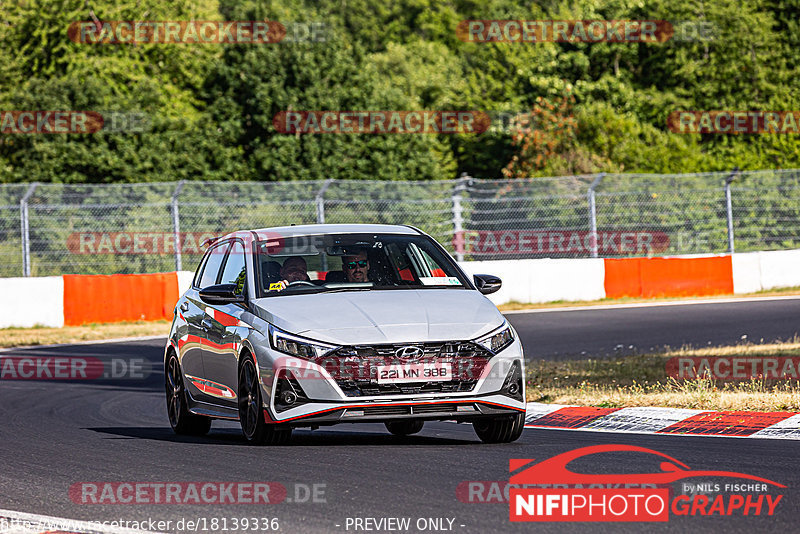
left=180, top=302, right=189, bottom=312
left=201, top=319, right=213, bottom=331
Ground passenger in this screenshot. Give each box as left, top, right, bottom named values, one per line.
left=342, top=249, right=370, bottom=282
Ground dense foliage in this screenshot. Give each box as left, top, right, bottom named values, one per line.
left=2, top=0, right=800, bottom=182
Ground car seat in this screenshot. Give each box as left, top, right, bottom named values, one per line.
left=261, top=260, right=282, bottom=288
left=325, top=271, right=346, bottom=282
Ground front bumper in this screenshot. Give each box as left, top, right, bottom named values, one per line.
left=263, top=396, right=525, bottom=426
left=255, top=336, right=526, bottom=425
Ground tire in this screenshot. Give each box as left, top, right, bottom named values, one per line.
left=473, top=413, right=525, bottom=443
left=165, top=353, right=212, bottom=436
left=385, top=420, right=424, bottom=436
left=238, top=355, right=292, bottom=445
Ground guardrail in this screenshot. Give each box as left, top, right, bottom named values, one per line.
left=1, top=169, right=800, bottom=277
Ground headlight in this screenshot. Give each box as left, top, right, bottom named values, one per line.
left=268, top=325, right=338, bottom=359
left=475, top=322, right=514, bottom=354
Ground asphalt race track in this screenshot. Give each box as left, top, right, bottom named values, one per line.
left=507, top=296, right=800, bottom=359
left=1, top=299, right=799, bottom=533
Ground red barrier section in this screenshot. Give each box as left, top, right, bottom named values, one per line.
left=604, top=256, right=733, bottom=299
left=639, top=256, right=733, bottom=297
left=603, top=258, right=642, bottom=298
left=63, top=272, right=178, bottom=326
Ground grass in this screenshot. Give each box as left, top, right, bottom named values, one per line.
left=0, top=320, right=170, bottom=348
left=526, top=339, right=800, bottom=411
left=499, top=285, right=800, bottom=311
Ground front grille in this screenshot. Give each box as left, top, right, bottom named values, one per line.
left=315, top=341, right=491, bottom=397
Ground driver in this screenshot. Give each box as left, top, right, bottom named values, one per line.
left=277, top=256, right=310, bottom=288
left=342, top=249, right=370, bottom=282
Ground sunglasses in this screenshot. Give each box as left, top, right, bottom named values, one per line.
left=344, top=260, right=368, bottom=269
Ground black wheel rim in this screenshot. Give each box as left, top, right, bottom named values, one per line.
left=166, top=357, right=182, bottom=427
left=239, top=360, right=260, bottom=438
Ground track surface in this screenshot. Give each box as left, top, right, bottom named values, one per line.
left=2, top=300, right=800, bottom=533
left=507, top=297, right=800, bottom=359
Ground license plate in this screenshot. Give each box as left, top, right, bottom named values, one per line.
left=376, top=363, right=452, bottom=384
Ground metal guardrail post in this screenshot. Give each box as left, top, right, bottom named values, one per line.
left=587, top=173, right=605, bottom=258
left=315, top=179, right=334, bottom=225
left=20, top=182, right=38, bottom=277
left=452, top=173, right=471, bottom=262
left=171, top=180, right=186, bottom=271
left=315, top=179, right=334, bottom=271
left=725, top=167, right=740, bottom=254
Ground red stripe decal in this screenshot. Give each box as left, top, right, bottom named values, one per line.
left=265, top=399, right=524, bottom=424
left=213, top=309, right=240, bottom=327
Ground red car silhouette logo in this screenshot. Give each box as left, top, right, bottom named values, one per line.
left=510, top=444, right=785, bottom=487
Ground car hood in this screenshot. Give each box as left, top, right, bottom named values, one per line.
left=251, top=289, right=504, bottom=345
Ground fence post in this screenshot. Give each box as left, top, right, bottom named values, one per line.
left=20, top=182, right=38, bottom=277
left=587, top=173, right=605, bottom=258
left=171, top=180, right=186, bottom=271
left=452, top=173, right=471, bottom=262
left=315, top=179, right=334, bottom=271
left=725, top=167, right=740, bottom=254
left=315, top=179, right=334, bottom=225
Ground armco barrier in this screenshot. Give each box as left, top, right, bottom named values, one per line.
left=731, top=252, right=762, bottom=294
left=63, top=272, right=178, bottom=326
left=0, top=250, right=798, bottom=328
left=458, top=259, right=606, bottom=305
left=732, top=249, right=800, bottom=293
left=0, top=276, right=64, bottom=328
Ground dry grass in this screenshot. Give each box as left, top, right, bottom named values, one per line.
left=526, top=340, right=800, bottom=411
left=0, top=320, right=170, bottom=348
left=499, top=286, right=800, bottom=312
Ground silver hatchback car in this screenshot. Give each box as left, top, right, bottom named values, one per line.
left=164, top=224, right=526, bottom=444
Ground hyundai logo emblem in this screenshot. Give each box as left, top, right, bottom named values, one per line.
left=395, top=346, right=424, bottom=361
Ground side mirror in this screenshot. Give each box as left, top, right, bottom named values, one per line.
left=473, top=274, right=502, bottom=295
left=199, top=283, right=245, bottom=304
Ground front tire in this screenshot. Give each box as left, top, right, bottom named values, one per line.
left=385, top=420, right=424, bottom=436
left=165, top=353, right=211, bottom=436
left=238, top=355, right=292, bottom=445
left=473, top=413, right=525, bottom=443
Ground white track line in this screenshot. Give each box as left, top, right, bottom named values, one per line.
left=503, top=294, right=800, bottom=314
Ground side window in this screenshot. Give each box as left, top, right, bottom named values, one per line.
left=220, top=241, right=246, bottom=296
left=198, top=242, right=229, bottom=288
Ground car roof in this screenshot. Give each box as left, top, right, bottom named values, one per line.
left=223, top=224, right=422, bottom=241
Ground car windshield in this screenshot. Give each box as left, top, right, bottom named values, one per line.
left=255, top=233, right=469, bottom=297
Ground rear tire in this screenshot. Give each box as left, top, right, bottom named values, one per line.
left=473, top=413, right=525, bottom=443
left=385, top=420, right=424, bottom=436
left=238, top=355, right=292, bottom=445
left=165, top=353, right=211, bottom=436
